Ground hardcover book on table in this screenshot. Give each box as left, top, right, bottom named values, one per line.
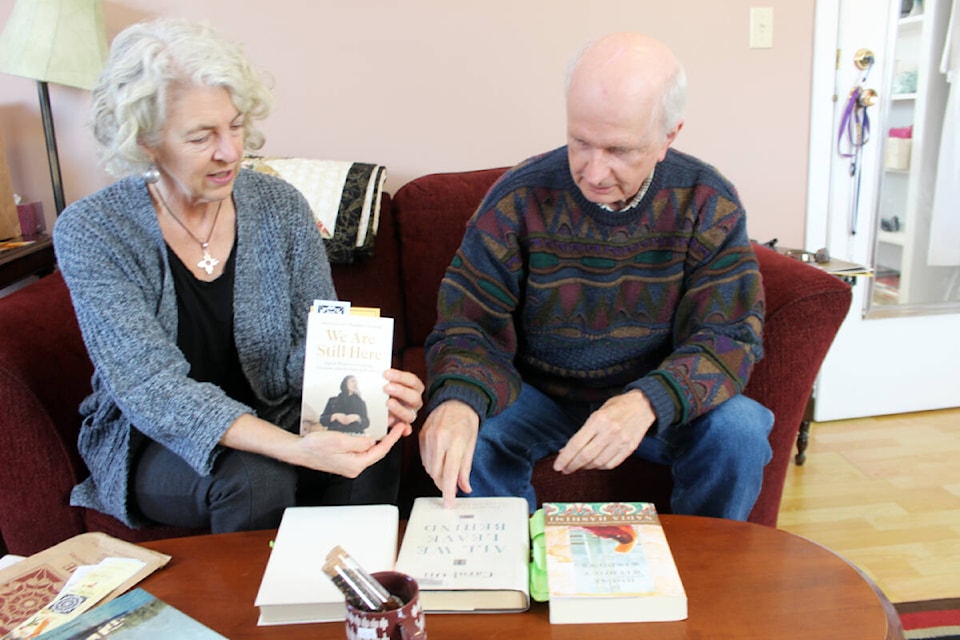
left=254, top=505, right=399, bottom=625
left=300, top=300, right=393, bottom=440
left=542, top=501, right=687, bottom=624
left=395, top=497, right=531, bottom=613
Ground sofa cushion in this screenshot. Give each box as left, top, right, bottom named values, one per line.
left=393, top=168, right=508, bottom=347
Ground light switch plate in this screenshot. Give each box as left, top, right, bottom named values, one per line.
left=750, top=7, right=774, bottom=49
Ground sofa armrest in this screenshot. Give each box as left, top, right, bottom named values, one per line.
left=0, top=272, right=93, bottom=553
left=745, top=244, right=852, bottom=525
left=0, top=370, right=86, bottom=553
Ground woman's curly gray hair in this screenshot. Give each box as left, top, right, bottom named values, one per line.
left=91, top=18, right=273, bottom=177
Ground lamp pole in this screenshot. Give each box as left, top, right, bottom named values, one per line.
left=36, top=80, right=65, bottom=216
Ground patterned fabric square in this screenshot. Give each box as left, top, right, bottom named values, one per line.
left=243, top=156, right=386, bottom=264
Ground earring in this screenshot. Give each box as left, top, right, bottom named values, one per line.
left=143, top=163, right=160, bottom=184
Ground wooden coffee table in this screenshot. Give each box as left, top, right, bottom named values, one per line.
left=139, top=515, right=901, bottom=639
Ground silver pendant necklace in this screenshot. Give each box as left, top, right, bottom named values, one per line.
left=153, top=188, right=224, bottom=276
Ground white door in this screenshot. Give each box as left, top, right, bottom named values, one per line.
left=807, top=0, right=960, bottom=421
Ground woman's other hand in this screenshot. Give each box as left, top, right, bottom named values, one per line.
left=383, top=368, right=424, bottom=436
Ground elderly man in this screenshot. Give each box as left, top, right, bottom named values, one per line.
left=419, top=32, right=773, bottom=520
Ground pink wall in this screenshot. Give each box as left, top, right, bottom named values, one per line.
left=0, top=0, right=815, bottom=247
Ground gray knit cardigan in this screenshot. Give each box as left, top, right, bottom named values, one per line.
left=53, top=169, right=335, bottom=527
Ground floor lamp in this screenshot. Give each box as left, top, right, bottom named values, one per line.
left=0, top=0, right=107, bottom=217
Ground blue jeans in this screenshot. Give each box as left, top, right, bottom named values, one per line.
left=468, top=383, right=774, bottom=520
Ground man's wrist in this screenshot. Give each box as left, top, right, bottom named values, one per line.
left=427, top=380, right=491, bottom=420
left=625, top=374, right=682, bottom=428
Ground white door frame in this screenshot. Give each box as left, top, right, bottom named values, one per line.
left=806, top=0, right=840, bottom=254
left=806, top=0, right=960, bottom=421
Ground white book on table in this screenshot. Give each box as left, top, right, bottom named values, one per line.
left=254, top=504, right=399, bottom=625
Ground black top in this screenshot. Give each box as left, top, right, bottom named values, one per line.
left=167, top=241, right=256, bottom=406
left=320, top=392, right=370, bottom=433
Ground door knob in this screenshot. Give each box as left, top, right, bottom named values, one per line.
left=854, top=48, right=875, bottom=70
left=858, top=88, right=879, bottom=107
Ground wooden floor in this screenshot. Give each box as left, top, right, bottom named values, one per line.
left=778, top=407, right=960, bottom=604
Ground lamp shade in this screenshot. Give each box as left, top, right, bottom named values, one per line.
left=0, top=0, right=108, bottom=90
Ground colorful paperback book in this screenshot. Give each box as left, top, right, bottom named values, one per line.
left=300, top=300, right=393, bottom=439
left=394, top=497, right=530, bottom=613
left=542, top=501, right=687, bottom=624
left=35, top=588, right=226, bottom=639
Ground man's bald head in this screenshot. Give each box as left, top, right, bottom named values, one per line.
left=566, top=33, right=687, bottom=137
left=564, top=33, right=686, bottom=208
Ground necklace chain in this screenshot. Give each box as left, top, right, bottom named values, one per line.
left=153, top=187, right=224, bottom=275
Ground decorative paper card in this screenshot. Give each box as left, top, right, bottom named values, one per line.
left=0, top=533, right=170, bottom=636
left=4, top=558, right=146, bottom=639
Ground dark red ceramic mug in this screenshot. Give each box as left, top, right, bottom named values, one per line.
left=344, top=571, right=427, bottom=640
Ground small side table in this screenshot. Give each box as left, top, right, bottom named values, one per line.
left=0, top=233, right=56, bottom=290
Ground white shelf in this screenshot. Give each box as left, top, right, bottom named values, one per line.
left=878, top=230, right=906, bottom=246
left=898, top=14, right=924, bottom=27
left=875, top=0, right=951, bottom=305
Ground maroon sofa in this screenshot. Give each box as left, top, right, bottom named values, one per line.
left=0, top=167, right=852, bottom=555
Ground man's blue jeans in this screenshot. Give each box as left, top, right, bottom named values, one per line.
left=468, top=383, right=775, bottom=520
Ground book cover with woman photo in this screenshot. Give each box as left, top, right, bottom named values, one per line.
left=300, top=302, right=393, bottom=440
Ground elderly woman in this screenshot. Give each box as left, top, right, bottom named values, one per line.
left=53, top=18, right=423, bottom=533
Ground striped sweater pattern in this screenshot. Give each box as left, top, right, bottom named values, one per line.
left=425, top=146, right=765, bottom=429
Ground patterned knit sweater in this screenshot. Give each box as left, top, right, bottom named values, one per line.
left=425, top=146, right=765, bottom=429
left=54, top=169, right=334, bottom=527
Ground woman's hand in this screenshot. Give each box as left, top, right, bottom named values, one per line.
left=382, top=368, right=425, bottom=436
left=221, top=413, right=406, bottom=478
left=296, top=423, right=406, bottom=478
left=220, top=367, right=422, bottom=478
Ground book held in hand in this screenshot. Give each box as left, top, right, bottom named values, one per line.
left=394, top=497, right=531, bottom=613
left=542, top=501, right=687, bottom=624
left=300, top=300, right=393, bottom=440
left=254, top=505, right=399, bottom=625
